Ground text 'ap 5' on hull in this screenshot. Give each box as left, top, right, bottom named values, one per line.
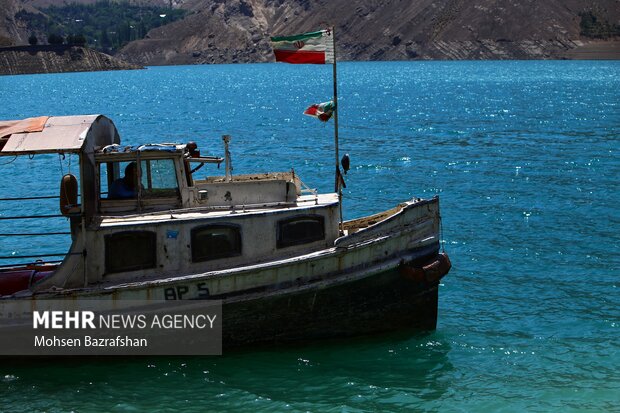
left=0, top=114, right=450, bottom=348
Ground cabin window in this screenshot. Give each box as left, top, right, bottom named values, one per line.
left=105, top=231, right=156, bottom=273
left=140, top=159, right=180, bottom=198
left=98, top=159, right=179, bottom=200
left=277, top=215, right=325, bottom=248
left=191, top=225, right=242, bottom=262
left=100, top=161, right=138, bottom=199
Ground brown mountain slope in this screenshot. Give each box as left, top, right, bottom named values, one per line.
left=1, top=0, right=619, bottom=62
left=116, top=0, right=620, bottom=64
left=0, top=0, right=22, bottom=46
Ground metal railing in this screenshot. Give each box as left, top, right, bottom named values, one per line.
left=0, top=194, right=74, bottom=268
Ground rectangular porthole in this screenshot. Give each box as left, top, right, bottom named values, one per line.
left=105, top=231, right=156, bottom=273
left=191, top=225, right=242, bottom=262
left=277, top=215, right=325, bottom=248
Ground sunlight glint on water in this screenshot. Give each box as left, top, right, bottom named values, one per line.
left=1, top=61, right=619, bottom=412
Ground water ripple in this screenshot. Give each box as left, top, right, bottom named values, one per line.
left=1, top=61, right=619, bottom=411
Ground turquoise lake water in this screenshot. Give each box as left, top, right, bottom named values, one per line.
left=0, top=61, right=619, bottom=412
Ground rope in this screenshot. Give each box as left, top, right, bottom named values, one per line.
left=297, top=176, right=317, bottom=196
left=0, top=252, right=79, bottom=260
left=0, top=155, right=17, bottom=165
left=439, top=212, right=445, bottom=253
left=58, top=152, right=65, bottom=175
left=0, top=195, right=60, bottom=201
left=0, top=214, right=65, bottom=220
left=0, top=232, right=71, bottom=236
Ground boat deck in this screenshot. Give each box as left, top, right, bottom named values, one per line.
left=98, top=193, right=338, bottom=227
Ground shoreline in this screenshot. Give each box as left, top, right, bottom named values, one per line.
left=1, top=40, right=618, bottom=76
left=559, top=39, right=620, bottom=60
left=0, top=44, right=143, bottom=76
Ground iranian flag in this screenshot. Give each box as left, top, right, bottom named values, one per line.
left=270, top=29, right=335, bottom=64
left=304, top=101, right=336, bottom=122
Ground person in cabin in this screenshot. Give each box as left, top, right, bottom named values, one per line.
left=108, top=162, right=139, bottom=199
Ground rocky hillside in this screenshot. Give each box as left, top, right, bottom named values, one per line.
left=0, top=0, right=22, bottom=46
left=0, top=45, right=142, bottom=75
left=115, top=0, right=620, bottom=64
left=2, top=0, right=620, bottom=64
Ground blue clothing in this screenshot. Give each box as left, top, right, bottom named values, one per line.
left=108, top=178, right=135, bottom=199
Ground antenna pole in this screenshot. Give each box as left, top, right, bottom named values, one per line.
left=223, top=135, right=232, bottom=182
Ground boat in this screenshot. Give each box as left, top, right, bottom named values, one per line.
left=0, top=114, right=450, bottom=351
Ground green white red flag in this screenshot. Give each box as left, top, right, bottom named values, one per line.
left=304, top=101, right=336, bottom=122
left=270, top=29, right=335, bottom=64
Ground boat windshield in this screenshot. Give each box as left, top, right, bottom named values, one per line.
left=98, top=156, right=181, bottom=212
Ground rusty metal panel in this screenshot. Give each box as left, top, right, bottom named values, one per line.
left=0, top=115, right=104, bottom=155
left=0, top=116, right=49, bottom=139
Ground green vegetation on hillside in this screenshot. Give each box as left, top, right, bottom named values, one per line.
left=16, top=0, right=186, bottom=53
left=579, top=11, right=620, bottom=39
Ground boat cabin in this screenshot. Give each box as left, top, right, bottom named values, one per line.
left=0, top=115, right=340, bottom=295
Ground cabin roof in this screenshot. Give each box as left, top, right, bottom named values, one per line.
left=0, top=114, right=120, bottom=156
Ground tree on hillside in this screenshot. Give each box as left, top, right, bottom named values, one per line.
left=67, top=34, right=87, bottom=46
left=47, top=33, right=64, bottom=45
left=18, top=2, right=186, bottom=53
left=100, top=30, right=111, bottom=48
left=28, top=33, right=38, bottom=45
left=579, top=10, right=620, bottom=38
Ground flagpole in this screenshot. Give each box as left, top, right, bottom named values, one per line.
left=331, top=27, right=343, bottom=234
left=332, top=27, right=339, bottom=193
